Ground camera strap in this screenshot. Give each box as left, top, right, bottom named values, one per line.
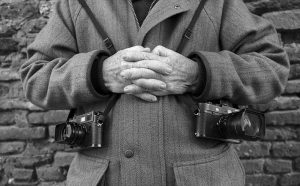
left=176, top=0, right=208, bottom=53
left=67, top=0, right=119, bottom=121
left=77, top=0, right=116, bottom=54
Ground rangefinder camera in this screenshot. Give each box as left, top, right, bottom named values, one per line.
left=194, top=102, right=265, bottom=143
left=55, top=111, right=104, bottom=148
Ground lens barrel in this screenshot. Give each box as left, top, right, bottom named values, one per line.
left=61, top=122, right=87, bottom=146
left=218, top=109, right=265, bottom=140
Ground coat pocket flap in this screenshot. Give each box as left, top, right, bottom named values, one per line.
left=67, top=153, right=109, bottom=186
left=173, top=147, right=245, bottom=186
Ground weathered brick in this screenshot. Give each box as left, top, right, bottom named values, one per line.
left=28, top=110, right=69, bottom=125
left=38, top=181, right=66, bottom=186
left=285, top=43, right=300, bottom=64
left=14, top=110, right=29, bottom=127
left=22, top=18, right=47, bottom=34
left=265, top=159, right=292, bottom=173
left=245, top=174, right=277, bottom=186
left=0, top=38, right=18, bottom=55
left=6, top=154, right=52, bottom=168
left=284, top=80, right=300, bottom=94
left=8, top=82, right=25, bottom=99
left=23, top=141, right=67, bottom=156
left=0, top=1, right=38, bottom=20
left=272, top=142, right=300, bottom=157
left=39, top=1, right=54, bottom=18
left=12, top=168, right=34, bottom=182
left=0, top=126, right=46, bottom=140
left=0, top=111, right=15, bottom=125
left=3, top=52, right=26, bottom=70
left=280, top=173, right=300, bottom=186
left=245, top=0, right=300, bottom=15
left=53, top=152, right=75, bottom=167
left=297, top=128, right=300, bottom=138
left=263, top=9, right=300, bottom=30
left=7, top=180, right=39, bottom=186
left=0, top=22, right=16, bottom=37
left=0, top=99, right=42, bottom=110
left=266, top=110, right=300, bottom=125
left=36, top=166, right=66, bottom=182
left=0, top=69, right=20, bottom=81
left=289, top=64, right=300, bottom=80
left=295, top=158, right=300, bottom=171
left=264, top=127, right=298, bottom=141
left=0, top=83, right=9, bottom=98
left=252, top=96, right=300, bottom=112
left=0, top=142, right=25, bottom=154
left=282, top=32, right=300, bottom=46
left=48, top=125, right=56, bottom=139
left=234, top=142, right=271, bottom=158
left=242, top=159, right=264, bottom=174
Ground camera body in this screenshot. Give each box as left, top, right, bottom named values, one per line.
left=55, top=111, right=104, bottom=148
left=194, top=102, right=265, bottom=143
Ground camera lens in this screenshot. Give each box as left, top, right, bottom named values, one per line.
left=243, top=112, right=262, bottom=137
left=218, top=109, right=264, bottom=140
left=61, top=122, right=86, bottom=146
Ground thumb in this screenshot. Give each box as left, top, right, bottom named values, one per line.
left=128, top=45, right=151, bottom=52
left=152, top=45, right=173, bottom=57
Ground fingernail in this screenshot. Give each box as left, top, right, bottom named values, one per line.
left=120, top=72, right=128, bottom=79
left=123, top=55, right=129, bottom=61
left=160, top=84, right=166, bottom=89
left=124, top=87, right=130, bottom=92
left=152, top=97, right=157, bottom=102
left=166, top=67, right=172, bottom=74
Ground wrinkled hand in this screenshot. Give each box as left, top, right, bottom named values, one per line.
left=102, top=46, right=172, bottom=102
left=120, top=45, right=199, bottom=96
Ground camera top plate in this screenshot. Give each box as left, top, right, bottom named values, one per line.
left=197, top=103, right=239, bottom=115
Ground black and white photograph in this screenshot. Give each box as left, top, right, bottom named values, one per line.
left=0, top=0, right=299, bottom=185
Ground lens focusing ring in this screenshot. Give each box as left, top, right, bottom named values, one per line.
left=62, top=122, right=86, bottom=146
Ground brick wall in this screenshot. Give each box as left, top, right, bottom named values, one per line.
left=0, top=0, right=299, bottom=185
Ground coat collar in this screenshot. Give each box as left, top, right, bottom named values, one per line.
left=137, top=0, right=201, bottom=44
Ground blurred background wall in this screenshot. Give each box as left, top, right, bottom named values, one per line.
left=0, top=0, right=299, bottom=185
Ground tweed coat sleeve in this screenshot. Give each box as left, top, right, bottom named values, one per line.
left=189, top=0, right=290, bottom=105
left=20, top=0, right=109, bottom=109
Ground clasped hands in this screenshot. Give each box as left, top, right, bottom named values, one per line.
left=102, top=45, right=199, bottom=102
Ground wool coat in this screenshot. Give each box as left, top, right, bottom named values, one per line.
left=20, top=0, right=289, bottom=185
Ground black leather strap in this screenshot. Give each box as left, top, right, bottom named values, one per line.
left=67, top=0, right=119, bottom=121
left=77, top=0, right=116, bottom=55
left=177, top=0, right=208, bottom=53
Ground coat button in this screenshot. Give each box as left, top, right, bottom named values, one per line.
left=124, top=150, right=134, bottom=158
left=174, top=4, right=180, bottom=9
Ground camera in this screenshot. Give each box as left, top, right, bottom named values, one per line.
left=55, top=111, right=105, bottom=148
left=194, top=102, right=265, bottom=143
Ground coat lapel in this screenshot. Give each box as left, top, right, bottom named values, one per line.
left=137, top=0, right=200, bottom=44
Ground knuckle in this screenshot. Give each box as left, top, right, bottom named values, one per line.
left=156, top=45, right=164, bottom=50
left=163, top=57, right=171, bottom=64
left=121, top=62, right=130, bottom=69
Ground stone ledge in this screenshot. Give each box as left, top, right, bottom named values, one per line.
left=0, top=126, right=46, bottom=140
left=284, top=80, right=300, bottom=94
left=0, top=69, right=20, bottom=81
left=272, top=142, right=300, bottom=157
left=0, top=99, right=43, bottom=110
left=0, top=141, right=25, bottom=155
left=263, top=9, right=300, bottom=30
left=284, top=43, right=300, bottom=64
left=266, top=109, right=300, bottom=125
left=242, top=159, right=264, bottom=174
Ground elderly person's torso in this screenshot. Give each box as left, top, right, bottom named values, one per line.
left=20, top=0, right=289, bottom=185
